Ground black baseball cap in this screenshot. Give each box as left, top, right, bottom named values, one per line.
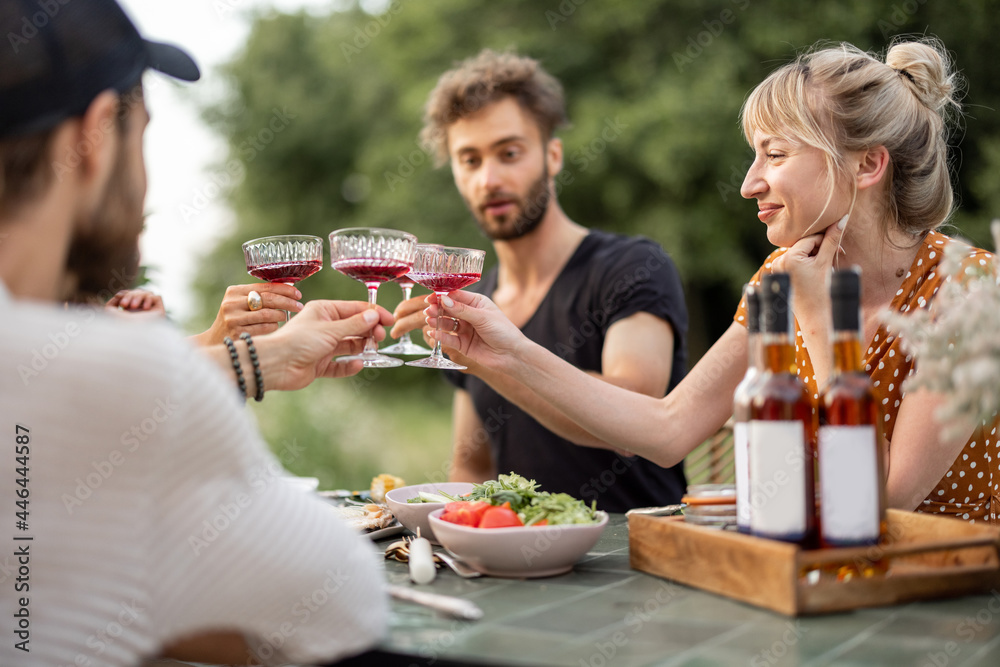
left=0, top=0, right=200, bottom=139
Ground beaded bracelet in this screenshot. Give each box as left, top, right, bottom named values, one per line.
left=223, top=336, right=247, bottom=400
left=240, top=332, right=264, bottom=402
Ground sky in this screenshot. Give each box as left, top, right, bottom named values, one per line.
left=118, top=0, right=348, bottom=323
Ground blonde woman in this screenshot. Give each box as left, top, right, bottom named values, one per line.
left=433, top=38, right=999, bottom=524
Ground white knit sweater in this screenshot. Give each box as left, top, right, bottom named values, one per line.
left=0, top=283, right=387, bottom=666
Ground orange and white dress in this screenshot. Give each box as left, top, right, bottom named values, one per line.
left=734, top=230, right=999, bottom=524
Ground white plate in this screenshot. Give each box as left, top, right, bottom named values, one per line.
left=282, top=476, right=320, bottom=492
left=319, top=494, right=403, bottom=540
left=366, top=521, right=405, bottom=541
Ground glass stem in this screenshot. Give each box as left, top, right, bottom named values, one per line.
left=431, top=291, right=446, bottom=360
left=398, top=285, right=414, bottom=345
left=282, top=282, right=293, bottom=322
left=363, top=284, right=379, bottom=356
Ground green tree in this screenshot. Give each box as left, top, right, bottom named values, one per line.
left=191, top=0, right=1000, bottom=487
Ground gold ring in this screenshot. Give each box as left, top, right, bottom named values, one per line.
left=451, top=317, right=460, bottom=332
left=247, top=291, right=263, bottom=311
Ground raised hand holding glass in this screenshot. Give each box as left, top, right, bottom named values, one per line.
left=242, top=234, right=324, bottom=321
left=406, top=244, right=486, bottom=370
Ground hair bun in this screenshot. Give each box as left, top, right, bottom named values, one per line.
left=885, top=39, right=960, bottom=114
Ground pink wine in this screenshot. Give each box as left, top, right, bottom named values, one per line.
left=333, top=259, right=412, bottom=284
left=394, top=276, right=416, bottom=289
left=408, top=272, right=481, bottom=293
left=249, top=259, right=322, bottom=283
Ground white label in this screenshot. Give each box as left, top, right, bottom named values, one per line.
left=749, top=421, right=809, bottom=539
left=734, top=422, right=750, bottom=529
left=819, top=425, right=880, bottom=544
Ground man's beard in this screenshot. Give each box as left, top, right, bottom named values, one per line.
left=468, top=165, right=551, bottom=242
left=63, top=141, right=144, bottom=304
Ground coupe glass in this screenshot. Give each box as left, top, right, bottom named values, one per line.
left=380, top=274, right=433, bottom=356
left=329, top=227, right=418, bottom=368
left=242, top=234, right=324, bottom=321
left=405, top=244, right=486, bottom=370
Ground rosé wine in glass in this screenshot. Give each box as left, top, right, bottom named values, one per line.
left=407, top=272, right=481, bottom=293
left=242, top=235, right=324, bottom=321
left=330, top=260, right=413, bottom=285
left=329, top=227, right=418, bottom=368
left=406, top=244, right=486, bottom=371
left=249, top=259, right=323, bottom=284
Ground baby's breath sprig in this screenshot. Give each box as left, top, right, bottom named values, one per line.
left=885, top=220, right=1000, bottom=440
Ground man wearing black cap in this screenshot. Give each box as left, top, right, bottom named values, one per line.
left=0, top=1, right=389, bottom=664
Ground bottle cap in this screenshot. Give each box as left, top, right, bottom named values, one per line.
left=744, top=284, right=761, bottom=335
left=760, top=273, right=792, bottom=335
left=830, top=267, right=862, bottom=332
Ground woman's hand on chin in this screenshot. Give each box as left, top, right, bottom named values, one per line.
left=773, top=215, right=847, bottom=305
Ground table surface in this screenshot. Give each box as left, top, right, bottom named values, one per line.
left=336, top=514, right=1000, bottom=667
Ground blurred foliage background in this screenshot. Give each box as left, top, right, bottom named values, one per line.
left=182, top=0, right=1000, bottom=490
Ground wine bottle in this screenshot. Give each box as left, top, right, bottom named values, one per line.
left=733, top=284, right=763, bottom=533
left=749, top=273, right=817, bottom=547
left=818, top=268, right=886, bottom=549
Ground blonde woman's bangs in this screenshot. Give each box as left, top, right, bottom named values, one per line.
left=742, top=67, right=807, bottom=146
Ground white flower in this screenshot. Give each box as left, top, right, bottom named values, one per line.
left=885, top=220, right=1000, bottom=439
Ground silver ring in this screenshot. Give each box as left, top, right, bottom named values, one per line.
left=247, top=291, right=263, bottom=311
left=451, top=317, right=460, bottom=332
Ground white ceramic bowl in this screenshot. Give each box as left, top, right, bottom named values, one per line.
left=428, top=508, right=609, bottom=578
left=384, top=482, right=476, bottom=543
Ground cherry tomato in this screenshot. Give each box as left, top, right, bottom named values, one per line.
left=479, top=505, right=523, bottom=529
left=440, top=501, right=492, bottom=527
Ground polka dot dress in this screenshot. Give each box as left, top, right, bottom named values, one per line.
left=734, top=230, right=1000, bottom=525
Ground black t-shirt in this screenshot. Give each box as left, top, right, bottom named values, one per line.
left=447, top=230, right=688, bottom=512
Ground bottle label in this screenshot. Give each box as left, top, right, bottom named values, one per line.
left=734, top=422, right=750, bottom=530
left=749, top=421, right=808, bottom=539
left=819, top=425, right=880, bottom=544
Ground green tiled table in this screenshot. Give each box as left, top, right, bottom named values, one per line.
left=336, top=515, right=1000, bottom=666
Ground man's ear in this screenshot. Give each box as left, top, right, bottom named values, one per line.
left=856, top=145, right=890, bottom=191
left=546, top=137, right=563, bottom=178
left=54, top=90, right=120, bottom=210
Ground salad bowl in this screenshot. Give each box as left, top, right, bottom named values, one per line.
left=384, top=482, right=475, bottom=543
left=428, top=508, right=609, bottom=578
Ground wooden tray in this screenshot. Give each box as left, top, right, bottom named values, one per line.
left=629, top=509, right=1000, bottom=615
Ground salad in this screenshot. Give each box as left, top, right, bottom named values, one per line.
left=411, top=473, right=599, bottom=528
